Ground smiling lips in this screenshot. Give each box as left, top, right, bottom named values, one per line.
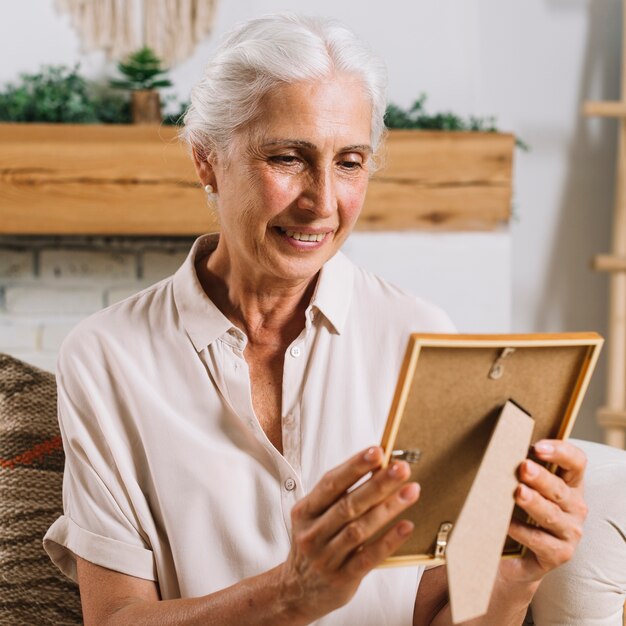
left=278, top=226, right=333, bottom=243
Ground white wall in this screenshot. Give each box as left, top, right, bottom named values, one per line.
left=0, top=0, right=619, bottom=442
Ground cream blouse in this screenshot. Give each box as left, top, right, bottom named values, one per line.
left=44, top=234, right=455, bottom=625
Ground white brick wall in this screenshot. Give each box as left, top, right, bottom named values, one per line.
left=0, top=250, right=34, bottom=279
left=105, top=284, right=153, bottom=307
left=39, top=249, right=137, bottom=281
left=40, top=321, right=84, bottom=352
left=5, top=286, right=103, bottom=315
left=142, top=250, right=189, bottom=281
left=0, top=237, right=194, bottom=372
left=0, top=320, right=40, bottom=351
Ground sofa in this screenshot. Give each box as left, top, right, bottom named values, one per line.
left=0, top=353, right=624, bottom=625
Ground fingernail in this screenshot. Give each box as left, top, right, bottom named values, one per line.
left=364, top=447, right=378, bottom=462
left=397, top=520, right=414, bottom=537
left=534, top=442, right=554, bottom=455
left=388, top=461, right=404, bottom=477
left=525, top=460, right=539, bottom=477
left=399, top=483, right=419, bottom=501
left=517, top=484, right=531, bottom=502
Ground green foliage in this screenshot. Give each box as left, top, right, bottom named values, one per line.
left=110, top=46, right=173, bottom=91
left=92, top=90, right=132, bottom=124
left=385, top=94, right=528, bottom=150
left=2, top=65, right=91, bottom=122
left=0, top=66, right=527, bottom=149
left=385, top=94, right=497, bottom=132
left=0, top=65, right=131, bottom=123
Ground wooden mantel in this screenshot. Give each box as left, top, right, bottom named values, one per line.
left=0, top=124, right=514, bottom=235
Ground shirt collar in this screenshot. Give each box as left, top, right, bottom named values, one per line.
left=308, top=249, right=354, bottom=335
left=173, top=234, right=354, bottom=351
left=173, top=234, right=236, bottom=352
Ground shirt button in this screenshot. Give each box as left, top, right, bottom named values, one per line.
left=290, top=346, right=301, bottom=358
left=284, top=478, right=296, bottom=491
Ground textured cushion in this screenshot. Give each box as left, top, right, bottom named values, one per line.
left=0, top=354, right=82, bottom=625
left=528, top=438, right=626, bottom=626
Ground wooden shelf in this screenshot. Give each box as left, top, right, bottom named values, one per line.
left=0, top=124, right=515, bottom=235
left=594, top=254, right=626, bottom=272
left=583, top=101, right=626, bottom=118
left=597, top=407, right=626, bottom=428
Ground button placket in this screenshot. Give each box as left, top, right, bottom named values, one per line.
left=282, top=348, right=305, bottom=478
left=217, top=337, right=267, bottom=445
left=279, top=330, right=311, bottom=534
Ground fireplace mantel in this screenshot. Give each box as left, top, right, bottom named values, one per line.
left=0, top=124, right=514, bottom=235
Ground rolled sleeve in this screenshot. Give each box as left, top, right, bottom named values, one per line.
left=44, top=337, right=157, bottom=582
left=44, top=516, right=156, bottom=582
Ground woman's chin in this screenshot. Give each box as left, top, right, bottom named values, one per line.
left=268, top=256, right=326, bottom=283
left=264, top=232, right=337, bottom=281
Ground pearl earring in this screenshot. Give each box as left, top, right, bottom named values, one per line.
left=204, top=184, right=214, bottom=194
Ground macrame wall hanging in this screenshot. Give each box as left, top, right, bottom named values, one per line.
left=56, top=0, right=218, bottom=66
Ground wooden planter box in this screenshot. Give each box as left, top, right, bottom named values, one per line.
left=0, top=124, right=514, bottom=235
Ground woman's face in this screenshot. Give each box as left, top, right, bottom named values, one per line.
left=202, top=74, right=373, bottom=285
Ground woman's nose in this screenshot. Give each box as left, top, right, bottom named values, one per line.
left=297, top=170, right=336, bottom=217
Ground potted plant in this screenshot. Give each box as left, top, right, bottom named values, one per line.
left=109, top=47, right=173, bottom=124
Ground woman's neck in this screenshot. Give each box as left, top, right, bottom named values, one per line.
left=196, top=245, right=317, bottom=348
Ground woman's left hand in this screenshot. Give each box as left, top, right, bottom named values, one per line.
left=500, top=439, right=588, bottom=585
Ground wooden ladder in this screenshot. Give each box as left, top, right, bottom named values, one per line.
left=584, top=1, right=626, bottom=449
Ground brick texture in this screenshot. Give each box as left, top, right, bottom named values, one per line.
left=40, top=249, right=137, bottom=281
left=4, top=286, right=103, bottom=315
left=41, top=321, right=82, bottom=352
left=0, top=238, right=194, bottom=370
left=142, top=250, right=188, bottom=281
left=0, top=320, right=40, bottom=351
left=105, top=283, right=152, bottom=307
left=0, top=250, right=35, bottom=279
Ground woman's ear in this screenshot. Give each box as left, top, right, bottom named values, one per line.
left=192, top=146, right=218, bottom=192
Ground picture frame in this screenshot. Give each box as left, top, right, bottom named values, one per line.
left=376, top=332, right=603, bottom=622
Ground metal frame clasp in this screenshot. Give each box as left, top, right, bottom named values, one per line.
left=434, top=522, right=453, bottom=558
left=391, top=449, right=422, bottom=463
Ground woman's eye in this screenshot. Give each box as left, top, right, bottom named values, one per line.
left=339, top=160, right=362, bottom=170
left=270, top=155, right=300, bottom=165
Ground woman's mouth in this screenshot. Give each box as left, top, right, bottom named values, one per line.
left=282, top=229, right=326, bottom=242
left=275, top=227, right=333, bottom=245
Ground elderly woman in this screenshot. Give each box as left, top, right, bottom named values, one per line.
left=44, top=13, right=587, bottom=626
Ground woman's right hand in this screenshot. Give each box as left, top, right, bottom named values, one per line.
left=74, top=446, right=418, bottom=626
left=276, top=446, right=420, bottom=623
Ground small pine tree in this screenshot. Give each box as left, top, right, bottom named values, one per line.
left=110, top=47, right=173, bottom=91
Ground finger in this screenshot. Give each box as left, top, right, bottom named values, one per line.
left=299, top=447, right=383, bottom=518
left=515, top=483, right=582, bottom=543
left=508, top=518, right=577, bottom=570
left=519, top=459, right=578, bottom=514
left=309, top=461, right=412, bottom=546
left=342, top=519, right=415, bottom=578
left=533, top=440, right=587, bottom=488
left=323, top=481, right=420, bottom=570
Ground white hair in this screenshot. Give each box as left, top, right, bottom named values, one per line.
left=181, top=13, right=388, bottom=160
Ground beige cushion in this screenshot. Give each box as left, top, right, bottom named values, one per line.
left=0, top=354, right=82, bottom=625
left=528, top=438, right=626, bottom=626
